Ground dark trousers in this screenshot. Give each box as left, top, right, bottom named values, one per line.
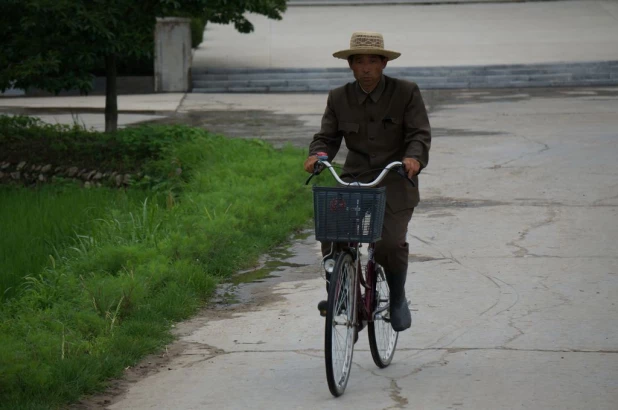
left=321, top=207, right=414, bottom=275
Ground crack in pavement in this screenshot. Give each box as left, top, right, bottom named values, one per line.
left=178, top=346, right=618, bottom=356
left=408, top=235, right=521, bottom=350
left=397, top=350, right=451, bottom=381
left=507, top=207, right=558, bottom=257
left=417, top=196, right=618, bottom=209
left=461, top=255, right=618, bottom=260
left=503, top=319, right=525, bottom=346
left=396, top=347, right=618, bottom=354
left=593, top=189, right=618, bottom=206
left=487, top=135, right=550, bottom=169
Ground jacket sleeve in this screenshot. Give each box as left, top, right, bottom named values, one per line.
left=308, top=91, right=343, bottom=161
left=403, top=83, right=431, bottom=171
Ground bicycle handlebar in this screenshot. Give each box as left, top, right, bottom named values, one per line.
left=306, top=153, right=416, bottom=187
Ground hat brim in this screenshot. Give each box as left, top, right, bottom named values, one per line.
left=333, top=48, right=401, bottom=61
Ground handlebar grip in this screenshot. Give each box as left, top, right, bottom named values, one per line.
left=316, top=151, right=328, bottom=161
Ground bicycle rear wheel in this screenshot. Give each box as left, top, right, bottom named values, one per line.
left=325, top=251, right=356, bottom=397
left=368, top=264, right=398, bottom=368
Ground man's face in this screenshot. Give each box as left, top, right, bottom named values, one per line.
left=349, top=54, right=387, bottom=91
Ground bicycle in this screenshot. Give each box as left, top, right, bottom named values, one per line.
left=306, top=153, right=415, bottom=397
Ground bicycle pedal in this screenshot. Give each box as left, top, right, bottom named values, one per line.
left=317, top=300, right=328, bottom=317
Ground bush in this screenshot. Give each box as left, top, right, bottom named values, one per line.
left=0, top=115, right=197, bottom=185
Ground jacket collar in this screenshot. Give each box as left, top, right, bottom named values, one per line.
left=356, top=75, right=386, bottom=104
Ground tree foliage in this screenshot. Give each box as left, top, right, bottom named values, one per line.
left=0, top=0, right=201, bottom=94
left=0, top=0, right=286, bottom=131
left=204, top=0, right=286, bottom=33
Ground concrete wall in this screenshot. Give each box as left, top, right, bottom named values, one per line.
left=155, top=17, right=192, bottom=92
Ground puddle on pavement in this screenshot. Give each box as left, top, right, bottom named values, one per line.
left=432, top=128, right=506, bottom=137
left=425, top=87, right=618, bottom=113
left=230, top=261, right=307, bottom=286
left=417, top=196, right=507, bottom=211
left=408, top=255, right=448, bottom=262
left=145, top=110, right=314, bottom=149
left=209, top=228, right=320, bottom=308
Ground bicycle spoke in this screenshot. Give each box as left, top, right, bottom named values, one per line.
left=325, top=252, right=356, bottom=396
left=368, top=265, right=398, bottom=368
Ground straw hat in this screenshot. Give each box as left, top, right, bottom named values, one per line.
left=333, top=31, right=401, bottom=61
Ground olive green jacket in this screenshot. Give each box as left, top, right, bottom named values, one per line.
left=309, top=75, right=431, bottom=211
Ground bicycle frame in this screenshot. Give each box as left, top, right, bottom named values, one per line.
left=314, top=158, right=409, bottom=328
left=343, top=242, right=379, bottom=330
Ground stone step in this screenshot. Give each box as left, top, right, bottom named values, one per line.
left=191, top=61, right=618, bottom=93
left=194, top=78, right=618, bottom=94
left=287, top=0, right=516, bottom=5
left=192, top=61, right=618, bottom=75
left=193, top=73, right=613, bottom=88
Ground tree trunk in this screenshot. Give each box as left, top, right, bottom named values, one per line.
left=104, top=54, right=118, bottom=133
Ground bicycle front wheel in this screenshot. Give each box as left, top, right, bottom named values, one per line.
left=368, top=264, right=398, bottom=368
left=325, top=251, right=356, bottom=397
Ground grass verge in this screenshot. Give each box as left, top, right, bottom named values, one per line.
left=0, top=124, right=313, bottom=409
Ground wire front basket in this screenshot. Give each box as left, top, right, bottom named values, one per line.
left=313, top=186, right=387, bottom=243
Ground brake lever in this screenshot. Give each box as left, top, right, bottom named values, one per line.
left=305, top=168, right=320, bottom=185
left=396, top=165, right=417, bottom=187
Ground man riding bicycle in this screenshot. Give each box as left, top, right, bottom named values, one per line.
left=304, top=31, right=431, bottom=332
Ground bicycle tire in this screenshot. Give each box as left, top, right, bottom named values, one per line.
left=324, top=251, right=356, bottom=397
left=368, top=264, right=398, bottom=368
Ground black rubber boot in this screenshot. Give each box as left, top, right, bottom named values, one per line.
left=385, top=271, right=411, bottom=332
left=317, top=271, right=331, bottom=317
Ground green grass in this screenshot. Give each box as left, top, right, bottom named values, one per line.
left=0, top=125, right=314, bottom=409
left=0, top=186, right=157, bottom=299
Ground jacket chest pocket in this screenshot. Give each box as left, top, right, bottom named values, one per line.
left=380, top=116, right=402, bottom=141
left=382, top=116, right=401, bottom=132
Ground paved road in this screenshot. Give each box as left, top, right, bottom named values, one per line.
left=90, top=87, right=618, bottom=410
left=193, top=0, right=618, bottom=69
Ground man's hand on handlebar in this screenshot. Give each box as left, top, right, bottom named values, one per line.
left=304, top=152, right=328, bottom=174
left=304, top=155, right=319, bottom=173
left=402, top=157, right=421, bottom=179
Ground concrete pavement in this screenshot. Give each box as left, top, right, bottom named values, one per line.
left=193, top=0, right=618, bottom=70
left=2, top=89, right=616, bottom=410
left=95, top=87, right=618, bottom=410
left=0, top=94, right=184, bottom=131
